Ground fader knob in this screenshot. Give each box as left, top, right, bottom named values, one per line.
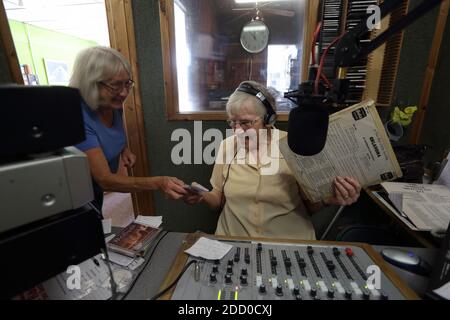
left=327, top=288, right=335, bottom=298
left=275, top=284, right=283, bottom=296
left=212, top=265, right=218, bottom=273
left=345, top=289, right=352, bottom=299
left=293, top=285, right=300, bottom=295
left=225, top=274, right=232, bottom=284
left=241, top=267, right=248, bottom=276
left=228, top=259, right=234, bottom=266
left=310, top=287, right=317, bottom=297
left=240, top=275, right=248, bottom=286
left=226, top=265, right=233, bottom=275
left=362, top=289, right=370, bottom=300
left=380, top=291, right=389, bottom=300
left=209, top=273, right=217, bottom=283
left=259, top=284, right=266, bottom=294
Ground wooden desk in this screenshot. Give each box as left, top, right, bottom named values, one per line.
left=364, top=187, right=437, bottom=248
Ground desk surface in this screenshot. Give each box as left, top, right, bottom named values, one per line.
left=122, top=232, right=438, bottom=300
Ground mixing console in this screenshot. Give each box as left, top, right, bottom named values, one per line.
left=165, top=237, right=417, bottom=300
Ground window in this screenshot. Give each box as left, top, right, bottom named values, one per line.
left=159, top=0, right=312, bottom=120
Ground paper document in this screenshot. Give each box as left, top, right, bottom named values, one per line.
left=185, top=237, right=233, bottom=260
left=434, top=154, right=450, bottom=188
left=433, top=281, right=450, bottom=300
left=279, top=100, right=402, bottom=202
left=371, top=191, right=419, bottom=231
left=135, top=215, right=163, bottom=228
left=381, top=182, right=450, bottom=231
left=15, top=254, right=112, bottom=300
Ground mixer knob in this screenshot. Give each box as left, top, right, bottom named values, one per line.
left=227, top=259, right=234, bottom=266
left=241, top=267, right=248, bottom=276
left=345, top=289, right=352, bottom=299
left=380, top=291, right=389, bottom=300
left=307, top=246, right=314, bottom=255
left=244, top=254, right=250, bottom=264
left=295, top=294, right=302, bottom=300
left=333, top=247, right=340, bottom=256
left=214, top=259, right=220, bottom=265
left=212, top=265, right=219, bottom=273
left=209, top=273, right=217, bottom=283
left=327, top=288, right=335, bottom=298
left=259, top=284, right=266, bottom=294
left=362, top=289, right=371, bottom=300
left=310, top=287, right=317, bottom=297
left=226, top=265, right=233, bottom=275
left=257, top=243, right=262, bottom=251
left=225, top=274, right=232, bottom=284
left=240, top=275, right=248, bottom=286
left=293, top=285, right=300, bottom=295
left=234, top=254, right=240, bottom=263
left=275, top=284, right=283, bottom=296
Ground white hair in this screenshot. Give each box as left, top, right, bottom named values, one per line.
left=69, top=46, right=131, bottom=110
left=226, top=81, right=276, bottom=124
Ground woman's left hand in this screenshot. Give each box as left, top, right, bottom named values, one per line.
left=324, top=176, right=361, bottom=206
left=121, top=148, right=137, bottom=168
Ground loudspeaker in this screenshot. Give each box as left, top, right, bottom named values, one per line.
left=0, top=86, right=85, bottom=156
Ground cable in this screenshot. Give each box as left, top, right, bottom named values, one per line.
left=120, top=230, right=170, bottom=300
left=149, top=259, right=198, bottom=300
left=218, top=149, right=238, bottom=214
left=101, top=247, right=118, bottom=300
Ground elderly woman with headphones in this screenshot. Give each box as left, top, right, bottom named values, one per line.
left=71, top=46, right=187, bottom=213
left=184, top=81, right=361, bottom=240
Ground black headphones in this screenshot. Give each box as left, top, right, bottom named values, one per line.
left=236, top=83, right=277, bottom=125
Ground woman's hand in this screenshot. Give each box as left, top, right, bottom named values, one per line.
left=157, top=176, right=187, bottom=200
left=183, top=190, right=204, bottom=205
left=324, top=176, right=361, bottom=206
left=121, top=147, right=137, bottom=168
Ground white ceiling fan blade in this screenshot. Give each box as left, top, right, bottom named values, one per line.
left=265, top=8, right=295, bottom=17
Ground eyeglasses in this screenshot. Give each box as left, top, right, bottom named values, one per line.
left=99, top=79, right=135, bottom=93
left=227, top=118, right=261, bottom=128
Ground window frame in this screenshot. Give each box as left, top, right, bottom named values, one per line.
left=158, top=0, right=318, bottom=121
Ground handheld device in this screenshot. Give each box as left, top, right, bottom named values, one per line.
left=184, top=182, right=209, bottom=194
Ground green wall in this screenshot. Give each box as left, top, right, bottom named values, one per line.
left=8, top=19, right=97, bottom=85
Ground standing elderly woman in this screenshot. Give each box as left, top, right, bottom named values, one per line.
left=185, top=80, right=361, bottom=240
left=71, top=46, right=186, bottom=212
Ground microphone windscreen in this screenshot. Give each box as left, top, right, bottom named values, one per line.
left=287, top=105, right=329, bottom=156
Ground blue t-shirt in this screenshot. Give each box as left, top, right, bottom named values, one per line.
left=75, top=101, right=126, bottom=211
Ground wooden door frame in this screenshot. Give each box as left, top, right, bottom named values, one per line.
left=0, top=0, right=154, bottom=216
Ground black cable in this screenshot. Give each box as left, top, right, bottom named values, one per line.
left=120, top=230, right=170, bottom=300
left=101, top=248, right=118, bottom=300
left=149, top=259, right=198, bottom=300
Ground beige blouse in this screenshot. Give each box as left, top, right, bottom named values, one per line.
left=210, top=130, right=316, bottom=240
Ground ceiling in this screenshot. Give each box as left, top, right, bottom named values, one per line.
left=3, top=0, right=110, bottom=46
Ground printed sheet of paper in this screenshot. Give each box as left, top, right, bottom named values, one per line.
left=185, top=237, right=233, bottom=260
left=135, top=215, right=163, bottom=228
left=279, top=100, right=402, bottom=202
left=381, top=182, right=450, bottom=231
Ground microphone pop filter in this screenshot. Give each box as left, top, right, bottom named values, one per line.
left=287, top=105, right=329, bottom=156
